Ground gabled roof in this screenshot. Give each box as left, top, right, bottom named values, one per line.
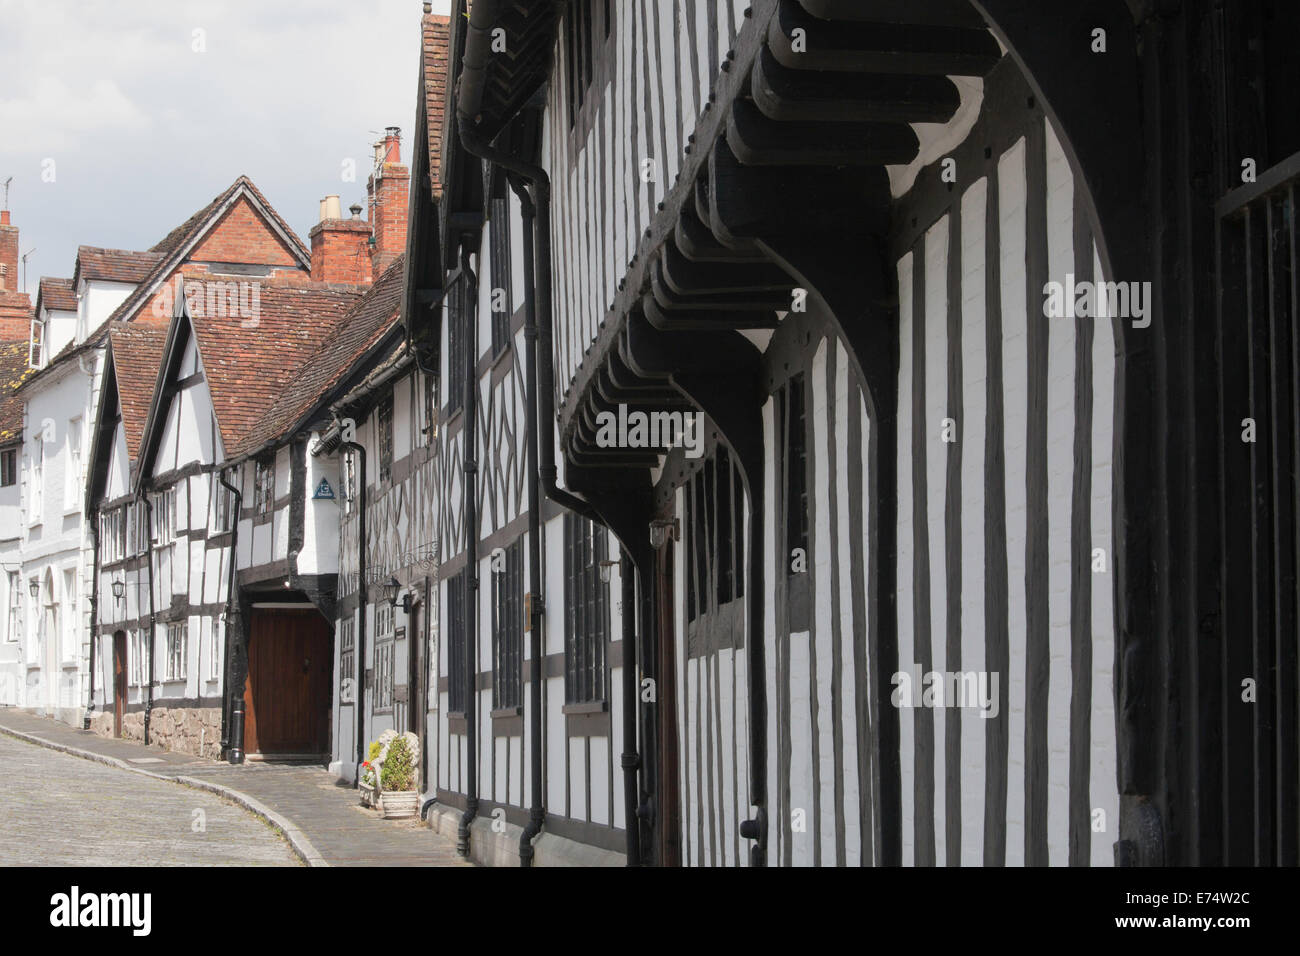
left=237, top=257, right=407, bottom=457
left=423, top=13, right=452, bottom=202
left=36, top=277, right=77, bottom=314
left=71, top=247, right=161, bottom=288
left=107, top=323, right=168, bottom=460
left=136, top=281, right=365, bottom=480
left=21, top=175, right=313, bottom=391
left=0, top=340, right=35, bottom=444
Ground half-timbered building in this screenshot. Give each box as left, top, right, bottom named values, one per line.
left=405, top=0, right=1300, bottom=867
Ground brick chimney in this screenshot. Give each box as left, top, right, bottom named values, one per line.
left=367, top=127, right=409, bottom=281
left=308, top=196, right=373, bottom=285
left=0, top=210, right=18, bottom=292
left=0, top=209, right=32, bottom=340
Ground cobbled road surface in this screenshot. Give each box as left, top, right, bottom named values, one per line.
left=0, top=733, right=300, bottom=866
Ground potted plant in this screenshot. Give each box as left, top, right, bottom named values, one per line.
left=359, top=740, right=382, bottom=807
left=378, top=733, right=420, bottom=818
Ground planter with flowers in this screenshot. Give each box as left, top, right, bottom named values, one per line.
left=378, top=732, right=420, bottom=819
left=359, top=740, right=382, bottom=807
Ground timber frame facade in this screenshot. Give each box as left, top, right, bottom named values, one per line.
left=407, top=0, right=1300, bottom=867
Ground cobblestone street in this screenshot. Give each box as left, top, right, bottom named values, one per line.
left=0, top=732, right=300, bottom=866
left=0, top=712, right=469, bottom=867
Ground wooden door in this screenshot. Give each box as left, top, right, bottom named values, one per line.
left=112, top=632, right=127, bottom=737
left=244, top=609, right=331, bottom=756
left=656, top=540, right=682, bottom=866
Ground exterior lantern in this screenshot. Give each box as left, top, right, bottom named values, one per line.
left=649, top=519, right=678, bottom=551
left=382, top=576, right=402, bottom=607
left=111, top=579, right=126, bottom=602
left=598, top=560, right=619, bottom=584
left=28, top=580, right=39, bottom=598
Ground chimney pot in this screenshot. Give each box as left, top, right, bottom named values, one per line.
left=349, top=203, right=363, bottom=219
left=0, top=211, right=9, bottom=225
left=319, top=195, right=342, bottom=222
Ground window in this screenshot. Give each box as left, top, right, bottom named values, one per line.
left=447, top=569, right=467, bottom=714
left=28, top=315, right=44, bottom=369
left=686, top=448, right=746, bottom=625
left=64, top=418, right=82, bottom=510
left=374, top=603, right=394, bottom=712
left=208, top=617, right=222, bottom=681
left=564, top=0, right=612, bottom=127
left=339, top=617, right=355, bottom=692
left=377, top=395, right=394, bottom=484
left=253, top=458, right=274, bottom=515
left=489, top=187, right=512, bottom=355
left=492, top=538, right=523, bottom=712
left=0, top=448, right=15, bottom=487
left=129, top=630, right=144, bottom=686
left=213, top=467, right=236, bottom=532
left=27, top=579, right=39, bottom=658
left=151, top=486, right=177, bottom=542
left=165, top=621, right=188, bottom=681
left=101, top=507, right=127, bottom=564
left=28, top=439, right=43, bottom=522
left=5, top=572, right=19, bottom=643
left=564, top=514, right=609, bottom=705
left=446, top=279, right=466, bottom=413
left=61, top=569, right=77, bottom=661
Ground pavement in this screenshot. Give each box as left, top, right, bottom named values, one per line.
left=0, top=709, right=469, bottom=867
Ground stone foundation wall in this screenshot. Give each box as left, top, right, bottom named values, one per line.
left=88, top=706, right=223, bottom=760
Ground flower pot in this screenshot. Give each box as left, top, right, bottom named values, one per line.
left=380, top=789, right=419, bottom=819
left=359, top=781, right=377, bottom=808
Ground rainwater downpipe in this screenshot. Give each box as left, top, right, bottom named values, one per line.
left=142, top=493, right=156, bottom=745
left=458, top=243, right=481, bottom=858
left=217, top=473, right=242, bottom=756
left=338, top=437, right=368, bottom=784
left=83, top=515, right=100, bottom=730
left=508, top=176, right=545, bottom=865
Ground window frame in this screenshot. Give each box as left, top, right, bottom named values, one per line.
left=563, top=514, right=609, bottom=707
left=377, top=394, right=394, bottom=485
left=0, top=447, right=16, bottom=487
left=373, top=603, right=395, bottom=713
left=491, top=538, right=524, bottom=714
left=253, top=458, right=274, bottom=516
left=447, top=569, right=468, bottom=715
left=164, top=620, right=188, bottom=682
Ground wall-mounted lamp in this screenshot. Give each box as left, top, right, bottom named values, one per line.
left=111, top=579, right=125, bottom=603
left=381, top=576, right=402, bottom=607
left=28, top=580, right=39, bottom=598
left=649, top=518, right=679, bottom=551
left=598, top=560, right=620, bottom=584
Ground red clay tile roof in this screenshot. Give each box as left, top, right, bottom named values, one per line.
left=188, top=282, right=364, bottom=457
left=37, top=277, right=77, bottom=314
left=424, top=14, right=451, bottom=201
left=237, top=257, right=406, bottom=456
left=24, top=176, right=311, bottom=390
left=0, top=340, right=35, bottom=443
left=72, top=247, right=162, bottom=286
left=107, top=323, right=168, bottom=460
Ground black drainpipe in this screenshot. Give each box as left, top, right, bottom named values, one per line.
left=339, top=436, right=368, bottom=784
left=458, top=242, right=480, bottom=858
left=509, top=176, right=545, bottom=865
left=619, top=548, right=641, bottom=865
left=217, top=472, right=242, bottom=757
left=142, top=493, right=156, bottom=745
left=83, top=514, right=100, bottom=730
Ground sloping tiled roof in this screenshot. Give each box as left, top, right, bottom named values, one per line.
left=72, top=247, right=162, bottom=286
left=23, top=176, right=311, bottom=389
left=0, top=340, right=35, bottom=443
left=423, top=13, right=451, bottom=201
left=108, top=323, right=168, bottom=460
left=189, top=283, right=363, bottom=457
left=237, top=257, right=406, bottom=456
left=37, top=277, right=77, bottom=314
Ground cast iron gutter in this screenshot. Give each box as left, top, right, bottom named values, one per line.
left=83, top=515, right=100, bottom=730
left=142, top=493, right=156, bottom=745
left=509, top=176, right=546, bottom=865
left=337, top=436, right=369, bottom=784
left=217, top=472, right=242, bottom=757
left=457, top=243, right=480, bottom=858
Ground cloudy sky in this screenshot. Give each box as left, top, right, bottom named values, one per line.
left=0, top=0, right=453, bottom=292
